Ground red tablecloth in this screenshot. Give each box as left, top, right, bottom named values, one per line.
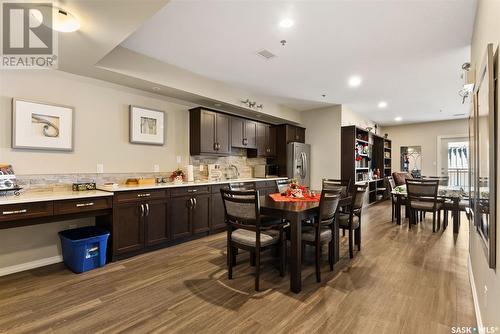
left=269, top=193, right=321, bottom=202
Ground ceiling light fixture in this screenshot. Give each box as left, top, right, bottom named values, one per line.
left=394, top=116, right=402, bottom=122
left=53, top=8, right=80, bottom=33
left=348, top=76, right=362, bottom=88
left=152, top=86, right=161, bottom=91
left=378, top=101, right=388, bottom=108
left=279, top=18, right=294, bottom=28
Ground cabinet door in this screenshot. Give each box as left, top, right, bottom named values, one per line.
left=231, top=118, right=245, bottom=148
left=285, top=125, right=297, bottom=143
left=114, top=204, right=144, bottom=255
left=191, top=194, right=210, bottom=234
left=170, top=196, right=191, bottom=240
left=216, top=113, right=231, bottom=154
left=245, top=120, right=257, bottom=149
left=256, top=123, right=267, bottom=157
left=267, top=126, right=276, bottom=157
left=295, top=127, right=305, bottom=143
left=145, top=200, right=169, bottom=247
left=211, top=192, right=226, bottom=232
left=200, top=110, right=217, bottom=153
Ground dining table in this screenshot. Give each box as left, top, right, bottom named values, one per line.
left=391, top=185, right=468, bottom=233
left=260, top=193, right=352, bottom=293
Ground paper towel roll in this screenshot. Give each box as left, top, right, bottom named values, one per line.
left=187, top=165, right=194, bottom=182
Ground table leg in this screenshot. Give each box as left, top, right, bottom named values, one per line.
left=289, top=214, right=302, bottom=293
left=396, top=196, right=401, bottom=225
left=453, top=198, right=460, bottom=233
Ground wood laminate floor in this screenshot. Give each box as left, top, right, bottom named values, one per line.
left=0, top=201, right=475, bottom=334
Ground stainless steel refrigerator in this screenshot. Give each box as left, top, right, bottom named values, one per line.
left=286, top=142, right=311, bottom=187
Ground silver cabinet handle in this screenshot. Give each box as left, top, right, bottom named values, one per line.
left=2, top=209, right=27, bottom=215
left=193, top=197, right=197, bottom=208
left=187, top=189, right=198, bottom=193
left=140, top=204, right=145, bottom=217
left=76, top=202, right=94, bottom=207
left=187, top=198, right=193, bottom=209
left=137, top=193, right=151, bottom=198
left=145, top=203, right=149, bottom=216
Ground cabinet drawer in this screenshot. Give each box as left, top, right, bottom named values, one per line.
left=211, top=184, right=229, bottom=194
left=0, top=201, right=53, bottom=222
left=116, top=190, right=168, bottom=203
left=171, top=186, right=210, bottom=197
left=54, top=197, right=112, bottom=215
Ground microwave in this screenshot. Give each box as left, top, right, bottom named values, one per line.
left=253, top=164, right=279, bottom=178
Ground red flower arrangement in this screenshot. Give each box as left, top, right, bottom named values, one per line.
left=170, top=168, right=185, bottom=181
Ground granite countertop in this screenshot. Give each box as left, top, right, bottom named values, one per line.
left=97, top=177, right=287, bottom=192
left=0, top=189, right=113, bottom=205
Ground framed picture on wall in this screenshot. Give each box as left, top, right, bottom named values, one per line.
left=470, top=43, right=497, bottom=269
left=12, top=98, right=74, bottom=151
left=129, top=105, right=165, bottom=145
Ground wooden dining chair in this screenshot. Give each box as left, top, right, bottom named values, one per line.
left=387, top=176, right=397, bottom=222
left=405, top=179, right=442, bottom=232
left=301, top=189, right=341, bottom=282
left=221, top=188, right=287, bottom=291
left=229, top=182, right=255, bottom=191
left=322, top=178, right=352, bottom=197
left=338, top=183, right=368, bottom=258
left=421, top=176, right=449, bottom=186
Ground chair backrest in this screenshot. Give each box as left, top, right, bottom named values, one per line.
left=318, top=189, right=341, bottom=225
left=275, top=179, right=290, bottom=193
left=392, top=172, right=413, bottom=186
left=405, top=179, right=439, bottom=208
left=322, top=178, right=351, bottom=197
left=220, top=188, right=260, bottom=229
left=229, top=182, right=255, bottom=191
left=387, top=176, right=396, bottom=190
left=351, top=183, right=368, bottom=211
left=421, top=175, right=449, bottom=186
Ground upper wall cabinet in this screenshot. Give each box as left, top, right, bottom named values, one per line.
left=284, top=124, right=306, bottom=143
left=255, top=123, right=276, bottom=157
left=190, top=108, right=231, bottom=155
left=231, top=118, right=257, bottom=149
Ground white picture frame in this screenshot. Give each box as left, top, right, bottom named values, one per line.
left=129, top=105, right=165, bottom=146
left=12, top=98, right=74, bottom=151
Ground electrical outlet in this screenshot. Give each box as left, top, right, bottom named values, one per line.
left=199, top=165, right=204, bottom=172
left=96, top=163, right=104, bottom=173
left=176, top=156, right=182, bottom=164
left=153, top=164, right=160, bottom=173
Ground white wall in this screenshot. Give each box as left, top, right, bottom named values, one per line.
left=469, top=0, right=500, bottom=328
left=0, top=69, right=192, bottom=273
left=1, top=70, right=191, bottom=175
left=383, top=119, right=468, bottom=176
left=301, top=105, right=342, bottom=190
left=341, top=106, right=378, bottom=131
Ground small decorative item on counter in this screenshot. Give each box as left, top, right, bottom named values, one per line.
left=126, top=178, right=139, bottom=185
left=170, top=168, right=185, bottom=184
left=0, top=164, right=22, bottom=196
left=72, top=182, right=96, bottom=191
left=102, top=182, right=119, bottom=190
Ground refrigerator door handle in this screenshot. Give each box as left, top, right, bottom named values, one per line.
left=301, top=152, right=307, bottom=178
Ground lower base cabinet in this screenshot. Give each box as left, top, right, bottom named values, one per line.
left=110, top=180, right=280, bottom=260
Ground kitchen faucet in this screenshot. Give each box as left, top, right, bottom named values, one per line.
left=228, top=165, right=240, bottom=179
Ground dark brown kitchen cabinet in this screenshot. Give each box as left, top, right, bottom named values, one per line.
left=210, top=185, right=227, bottom=232
left=170, top=192, right=210, bottom=240
left=284, top=124, right=305, bottom=143
left=231, top=118, right=257, bottom=149
left=255, top=123, right=276, bottom=157
left=144, top=200, right=169, bottom=247
left=112, top=190, right=169, bottom=258
left=190, top=107, right=230, bottom=155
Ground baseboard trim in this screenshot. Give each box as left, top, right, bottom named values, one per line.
left=0, top=255, right=62, bottom=277
left=468, top=255, right=484, bottom=334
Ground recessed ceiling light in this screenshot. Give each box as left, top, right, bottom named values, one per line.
left=348, top=76, right=362, bottom=88
left=152, top=86, right=161, bottom=91
left=54, top=8, right=80, bottom=33
left=279, top=18, right=294, bottom=28
left=378, top=101, right=388, bottom=108
left=394, top=116, right=402, bottom=122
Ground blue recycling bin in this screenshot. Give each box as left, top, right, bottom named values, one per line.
left=59, top=226, right=110, bottom=273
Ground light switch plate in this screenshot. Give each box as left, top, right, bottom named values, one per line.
left=176, top=156, right=182, bottom=164
left=96, top=164, right=104, bottom=173
left=153, top=164, right=160, bottom=172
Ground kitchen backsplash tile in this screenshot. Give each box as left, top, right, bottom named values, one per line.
left=13, top=155, right=267, bottom=191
